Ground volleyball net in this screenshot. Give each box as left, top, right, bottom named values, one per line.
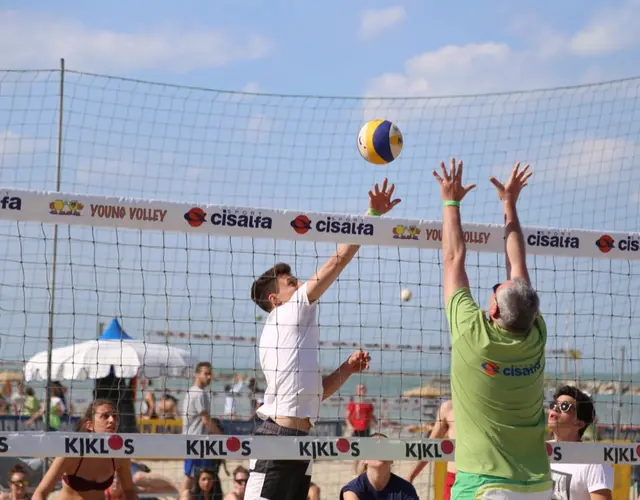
left=0, top=67, right=639, bottom=497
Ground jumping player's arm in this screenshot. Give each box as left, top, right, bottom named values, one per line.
left=306, top=179, right=400, bottom=304
left=115, top=458, right=138, bottom=500
left=432, top=159, right=476, bottom=305
left=322, top=350, right=371, bottom=400
left=408, top=401, right=451, bottom=483
left=490, top=163, right=533, bottom=284
left=32, top=457, right=70, bottom=500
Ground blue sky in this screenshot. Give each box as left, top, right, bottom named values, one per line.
left=0, top=1, right=640, bottom=389
left=1, top=0, right=640, bottom=96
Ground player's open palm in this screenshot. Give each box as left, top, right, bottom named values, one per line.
left=346, top=350, right=371, bottom=374
left=490, top=162, right=532, bottom=203
left=432, top=158, right=476, bottom=202
left=369, top=178, right=401, bottom=215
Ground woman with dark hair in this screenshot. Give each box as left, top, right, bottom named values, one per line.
left=32, top=399, right=137, bottom=500
left=180, top=469, right=223, bottom=500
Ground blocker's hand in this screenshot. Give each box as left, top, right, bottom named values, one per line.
left=432, top=158, right=476, bottom=202
left=368, top=178, right=401, bottom=215
left=345, top=350, right=371, bottom=374
left=489, top=162, right=532, bottom=204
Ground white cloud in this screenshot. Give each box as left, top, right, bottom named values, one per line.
left=359, top=6, right=406, bottom=41
left=0, top=130, right=50, bottom=155
left=364, top=42, right=520, bottom=98
left=570, top=0, right=640, bottom=55
left=555, top=137, right=640, bottom=181
left=0, top=10, right=272, bottom=73
left=242, top=82, right=262, bottom=94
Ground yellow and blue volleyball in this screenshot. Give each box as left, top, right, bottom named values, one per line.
left=357, top=119, right=403, bottom=165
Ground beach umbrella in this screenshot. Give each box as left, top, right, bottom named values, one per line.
left=23, top=318, right=192, bottom=382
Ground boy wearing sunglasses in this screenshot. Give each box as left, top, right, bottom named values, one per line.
left=548, top=386, right=612, bottom=500
left=433, top=160, right=550, bottom=499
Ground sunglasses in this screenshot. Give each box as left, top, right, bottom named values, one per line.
left=11, top=480, right=28, bottom=487
left=549, top=401, right=573, bottom=413
left=234, top=478, right=248, bottom=485
left=492, top=283, right=501, bottom=294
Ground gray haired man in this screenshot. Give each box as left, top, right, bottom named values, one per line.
left=433, top=159, right=551, bottom=499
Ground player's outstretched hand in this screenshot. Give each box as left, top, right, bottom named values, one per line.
left=432, top=158, right=476, bottom=202
left=489, top=162, right=532, bottom=203
left=368, top=178, right=401, bottom=215
left=345, top=350, right=371, bottom=374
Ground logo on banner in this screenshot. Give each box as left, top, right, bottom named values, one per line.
left=290, top=215, right=374, bottom=236
left=184, top=208, right=272, bottom=230
left=64, top=436, right=134, bottom=456
left=405, top=440, right=454, bottom=460
left=0, top=196, right=22, bottom=211
left=424, top=229, right=490, bottom=244
left=546, top=443, right=563, bottom=461
left=596, top=234, right=639, bottom=254
left=0, top=437, right=8, bottom=453
left=603, top=445, right=640, bottom=464
left=392, top=225, right=420, bottom=240
left=527, top=231, right=579, bottom=249
left=298, top=438, right=360, bottom=459
left=50, top=200, right=83, bottom=216
left=186, top=437, right=251, bottom=458
left=91, top=204, right=167, bottom=223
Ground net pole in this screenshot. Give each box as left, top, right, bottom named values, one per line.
left=613, top=345, right=625, bottom=442
left=44, top=58, right=65, bottom=435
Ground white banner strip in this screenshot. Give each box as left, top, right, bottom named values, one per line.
left=0, top=188, right=637, bottom=261
left=0, top=433, right=637, bottom=464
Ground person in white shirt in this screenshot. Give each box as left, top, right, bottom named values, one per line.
left=245, top=179, right=401, bottom=500
left=548, top=385, right=613, bottom=500
left=224, top=375, right=245, bottom=419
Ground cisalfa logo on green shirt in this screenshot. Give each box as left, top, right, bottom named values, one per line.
left=481, top=360, right=542, bottom=377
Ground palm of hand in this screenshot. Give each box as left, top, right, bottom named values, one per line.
left=369, top=178, right=401, bottom=215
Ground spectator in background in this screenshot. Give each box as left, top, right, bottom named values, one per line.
left=157, top=394, right=178, bottom=419
left=548, top=386, right=613, bottom=500
left=21, top=388, right=39, bottom=418
left=340, top=433, right=418, bottom=500
left=10, top=382, right=25, bottom=416
left=223, top=466, right=248, bottom=500
left=345, top=384, right=377, bottom=474
left=181, top=362, right=222, bottom=494
left=181, top=468, right=223, bottom=500
left=0, top=464, right=31, bottom=500
left=138, top=379, right=157, bottom=419
left=223, top=375, right=245, bottom=419
left=25, top=383, right=66, bottom=430
left=246, top=378, right=263, bottom=416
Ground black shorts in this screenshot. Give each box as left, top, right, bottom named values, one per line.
left=245, top=419, right=311, bottom=500
left=352, top=429, right=370, bottom=438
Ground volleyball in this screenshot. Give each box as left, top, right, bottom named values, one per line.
left=401, top=288, right=412, bottom=302
left=357, top=119, right=403, bottom=165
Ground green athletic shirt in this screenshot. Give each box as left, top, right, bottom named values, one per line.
left=446, top=287, right=550, bottom=483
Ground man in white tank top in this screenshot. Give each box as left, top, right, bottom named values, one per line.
left=244, top=179, right=401, bottom=500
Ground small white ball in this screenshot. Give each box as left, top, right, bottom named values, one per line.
left=401, top=289, right=412, bottom=302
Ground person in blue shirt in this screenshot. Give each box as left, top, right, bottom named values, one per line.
left=340, top=434, right=419, bottom=500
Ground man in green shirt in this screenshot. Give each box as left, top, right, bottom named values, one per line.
left=432, top=159, right=551, bottom=499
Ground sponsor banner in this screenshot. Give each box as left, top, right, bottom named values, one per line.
left=0, top=187, right=638, bottom=261
left=0, top=432, right=636, bottom=463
